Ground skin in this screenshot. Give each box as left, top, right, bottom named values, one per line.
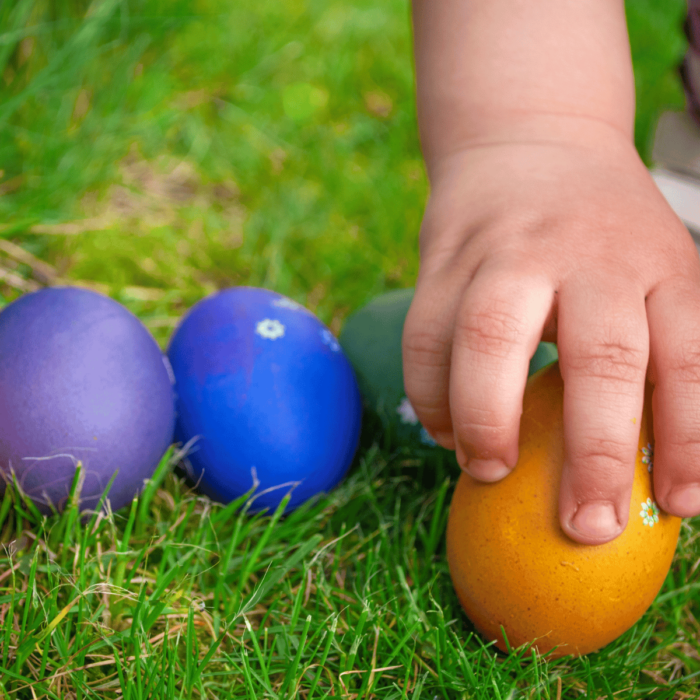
left=405, top=0, right=700, bottom=545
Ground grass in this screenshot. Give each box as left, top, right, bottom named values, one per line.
left=3, top=447, right=700, bottom=699
left=0, top=0, right=699, bottom=697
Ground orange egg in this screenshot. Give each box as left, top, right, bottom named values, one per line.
left=446, top=361, right=681, bottom=657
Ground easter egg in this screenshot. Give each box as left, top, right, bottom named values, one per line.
left=446, top=361, right=681, bottom=658
left=339, top=288, right=413, bottom=415
left=528, top=340, right=558, bottom=375
left=0, top=287, right=176, bottom=514
left=167, top=287, right=362, bottom=511
left=339, top=288, right=436, bottom=446
left=339, top=287, right=558, bottom=446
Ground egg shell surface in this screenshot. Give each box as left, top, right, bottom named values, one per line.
left=447, top=361, right=681, bottom=658
left=0, top=287, right=176, bottom=513
left=167, top=287, right=362, bottom=511
left=339, top=288, right=414, bottom=416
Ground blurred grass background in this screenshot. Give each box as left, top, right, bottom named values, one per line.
left=0, top=0, right=428, bottom=345
left=0, top=0, right=688, bottom=342
left=0, top=0, right=698, bottom=698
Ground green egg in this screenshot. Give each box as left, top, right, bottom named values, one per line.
left=528, top=340, right=559, bottom=375
left=339, top=288, right=425, bottom=444
left=339, top=288, right=558, bottom=446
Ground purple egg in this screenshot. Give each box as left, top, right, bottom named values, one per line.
left=0, top=287, right=176, bottom=514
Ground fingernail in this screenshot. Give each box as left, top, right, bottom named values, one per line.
left=434, top=431, right=456, bottom=450
left=666, top=483, right=700, bottom=517
left=569, top=502, right=621, bottom=542
left=464, top=458, right=511, bottom=482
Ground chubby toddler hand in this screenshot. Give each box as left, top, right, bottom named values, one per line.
left=402, top=126, right=700, bottom=545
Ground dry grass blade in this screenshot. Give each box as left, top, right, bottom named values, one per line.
left=0, top=239, right=62, bottom=284
left=27, top=216, right=116, bottom=236
left=0, top=265, right=39, bottom=292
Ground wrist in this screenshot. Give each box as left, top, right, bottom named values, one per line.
left=423, top=111, right=639, bottom=187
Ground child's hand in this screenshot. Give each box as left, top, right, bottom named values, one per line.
left=409, top=0, right=700, bottom=544
left=402, top=122, right=700, bottom=545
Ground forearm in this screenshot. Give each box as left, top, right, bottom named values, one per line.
left=411, top=0, right=636, bottom=173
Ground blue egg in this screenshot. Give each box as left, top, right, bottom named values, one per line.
left=0, top=287, right=176, bottom=514
left=167, top=287, right=363, bottom=511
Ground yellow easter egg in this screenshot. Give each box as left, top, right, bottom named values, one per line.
left=446, top=361, right=681, bottom=658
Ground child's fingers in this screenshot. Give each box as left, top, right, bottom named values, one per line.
left=401, top=187, right=487, bottom=449
left=403, top=260, right=491, bottom=447
left=556, top=273, right=649, bottom=545
left=646, top=279, right=700, bottom=518
left=448, top=260, right=553, bottom=481
left=402, top=272, right=467, bottom=448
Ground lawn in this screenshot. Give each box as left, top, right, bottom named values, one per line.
left=0, top=0, right=698, bottom=698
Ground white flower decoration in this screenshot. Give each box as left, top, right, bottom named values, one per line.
left=640, top=498, right=659, bottom=527
left=256, top=319, right=285, bottom=340
left=420, top=427, right=437, bottom=447
left=396, top=396, right=419, bottom=425
left=320, top=329, right=340, bottom=352
left=272, top=297, right=303, bottom=311
left=641, top=443, right=654, bottom=473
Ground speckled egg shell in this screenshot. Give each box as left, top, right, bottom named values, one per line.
left=167, top=287, right=363, bottom=511
left=446, top=362, right=681, bottom=658
left=0, top=287, right=176, bottom=513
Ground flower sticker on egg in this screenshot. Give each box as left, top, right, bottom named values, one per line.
left=641, top=443, right=654, bottom=473
left=272, top=297, right=302, bottom=312
left=640, top=498, right=659, bottom=527
left=256, top=319, right=285, bottom=340
left=397, top=396, right=419, bottom=425
left=320, top=329, right=340, bottom=352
